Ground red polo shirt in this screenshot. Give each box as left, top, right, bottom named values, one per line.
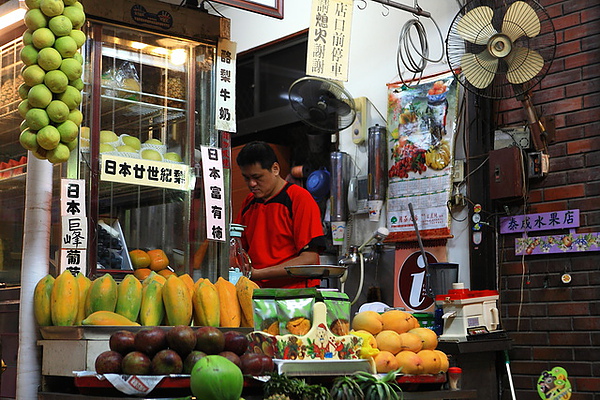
left=235, top=182, right=325, bottom=288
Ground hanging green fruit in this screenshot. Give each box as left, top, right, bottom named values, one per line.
left=19, top=0, right=87, bottom=164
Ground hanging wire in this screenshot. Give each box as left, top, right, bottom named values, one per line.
left=395, top=1, right=445, bottom=87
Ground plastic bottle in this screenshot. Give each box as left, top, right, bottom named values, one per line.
left=229, top=224, right=251, bottom=285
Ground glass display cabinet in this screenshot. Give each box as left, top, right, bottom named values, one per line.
left=0, top=1, right=229, bottom=285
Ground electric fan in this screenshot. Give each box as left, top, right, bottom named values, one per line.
left=446, top=0, right=556, bottom=151
left=288, top=77, right=357, bottom=133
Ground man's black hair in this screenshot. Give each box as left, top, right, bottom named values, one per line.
left=236, top=141, right=279, bottom=170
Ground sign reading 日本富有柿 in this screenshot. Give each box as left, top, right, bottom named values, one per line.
left=201, top=146, right=226, bottom=242
left=306, top=0, right=353, bottom=81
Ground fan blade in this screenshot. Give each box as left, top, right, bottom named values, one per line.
left=506, top=46, right=544, bottom=84
left=457, top=6, right=497, bottom=45
left=461, top=51, right=498, bottom=89
left=502, top=1, right=541, bottom=42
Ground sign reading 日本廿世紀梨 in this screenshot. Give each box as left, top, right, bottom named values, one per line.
left=306, top=0, right=353, bottom=81
left=100, top=154, right=193, bottom=190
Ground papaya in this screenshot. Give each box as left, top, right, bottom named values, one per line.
left=75, top=273, right=92, bottom=325
left=142, top=270, right=166, bottom=287
left=193, top=277, right=205, bottom=291
left=214, top=277, right=241, bottom=328
left=235, top=276, right=259, bottom=328
left=115, top=274, right=143, bottom=323
left=163, top=275, right=193, bottom=326
left=140, top=279, right=165, bottom=326
left=147, top=249, right=169, bottom=271
left=82, top=310, right=140, bottom=326
left=51, top=270, right=79, bottom=326
left=33, top=274, right=55, bottom=326
left=192, top=279, right=220, bottom=327
left=84, top=273, right=118, bottom=316
left=178, top=273, right=195, bottom=298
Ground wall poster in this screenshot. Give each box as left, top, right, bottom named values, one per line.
left=386, top=72, right=459, bottom=242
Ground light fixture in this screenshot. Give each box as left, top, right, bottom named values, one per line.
left=170, top=48, right=186, bottom=65
left=0, top=0, right=26, bottom=31
left=152, top=47, right=168, bottom=56
left=131, top=41, right=148, bottom=50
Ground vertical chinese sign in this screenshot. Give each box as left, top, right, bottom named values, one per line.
left=60, top=179, right=87, bottom=275
left=201, top=146, right=226, bottom=242
left=216, top=39, right=237, bottom=133
left=307, top=0, right=353, bottom=81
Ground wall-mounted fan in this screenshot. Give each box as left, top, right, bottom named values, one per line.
left=446, top=0, right=556, bottom=151
left=288, top=77, right=357, bottom=133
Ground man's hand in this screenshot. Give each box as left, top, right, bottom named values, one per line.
left=250, top=251, right=320, bottom=281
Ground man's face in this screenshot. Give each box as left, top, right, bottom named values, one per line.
left=240, top=162, right=280, bottom=200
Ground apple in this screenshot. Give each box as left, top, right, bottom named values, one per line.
left=141, top=149, right=162, bottom=161
left=99, top=130, right=118, bottom=143
left=163, top=152, right=182, bottom=163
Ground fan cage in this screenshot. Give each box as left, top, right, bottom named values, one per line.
left=288, top=77, right=356, bottom=132
left=446, top=0, right=556, bottom=100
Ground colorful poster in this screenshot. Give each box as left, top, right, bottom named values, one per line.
left=386, top=73, right=459, bottom=242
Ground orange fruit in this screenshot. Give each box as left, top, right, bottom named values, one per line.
left=351, top=311, right=383, bottom=335
left=375, top=330, right=403, bottom=355
left=381, top=309, right=415, bottom=334
left=133, top=268, right=152, bottom=280
left=147, top=249, right=169, bottom=271
left=129, top=249, right=151, bottom=269
left=157, top=268, right=176, bottom=278
left=373, top=350, right=400, bottom=373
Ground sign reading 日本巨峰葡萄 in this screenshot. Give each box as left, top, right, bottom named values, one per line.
left=60, top=179, right=87, bottom=275
left=100, top=154, right=193, bottom=190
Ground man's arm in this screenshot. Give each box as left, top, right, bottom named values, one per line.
left=249, top=250, right=319, bottom=281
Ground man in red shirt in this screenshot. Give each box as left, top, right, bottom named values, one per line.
left=234, top=141, right=326, bottom=288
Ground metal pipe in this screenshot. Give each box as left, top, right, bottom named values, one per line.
left=371, top=0, right=431, bottom=18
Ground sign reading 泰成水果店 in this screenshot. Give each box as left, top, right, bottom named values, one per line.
left=500, top=209, right=579, bottom=234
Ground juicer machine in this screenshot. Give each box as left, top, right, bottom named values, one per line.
left=436, top=283, right=502, bottom=341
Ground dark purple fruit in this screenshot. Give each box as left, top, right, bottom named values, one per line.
left=166, top=325, right=196, bottom=357
left=121, top=351, right=152, bottom=375
left=195, top=326, right=225, bottom=355
left=152, top=349, right=183, bottom=375
left=134, top=327, right=167, bottom=357
left=183, top=350, right=207, bottom=374
left=240, top=352, right=264, bottom=376
left=219, top=351, right=241, bottom=368
left=223, top=330, right=249, bottom=356
left=259, top=354, right=274, bottom=374
left=95, top=350, right=123, bottom=374
left=109, top=330, right=136, bottom=355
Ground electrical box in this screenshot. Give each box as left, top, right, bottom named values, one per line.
left=489, top=146, right=524, bottom=200
left=350, top=97, right=385, bottom=144
left=494, top=126, right=530, bottom=150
